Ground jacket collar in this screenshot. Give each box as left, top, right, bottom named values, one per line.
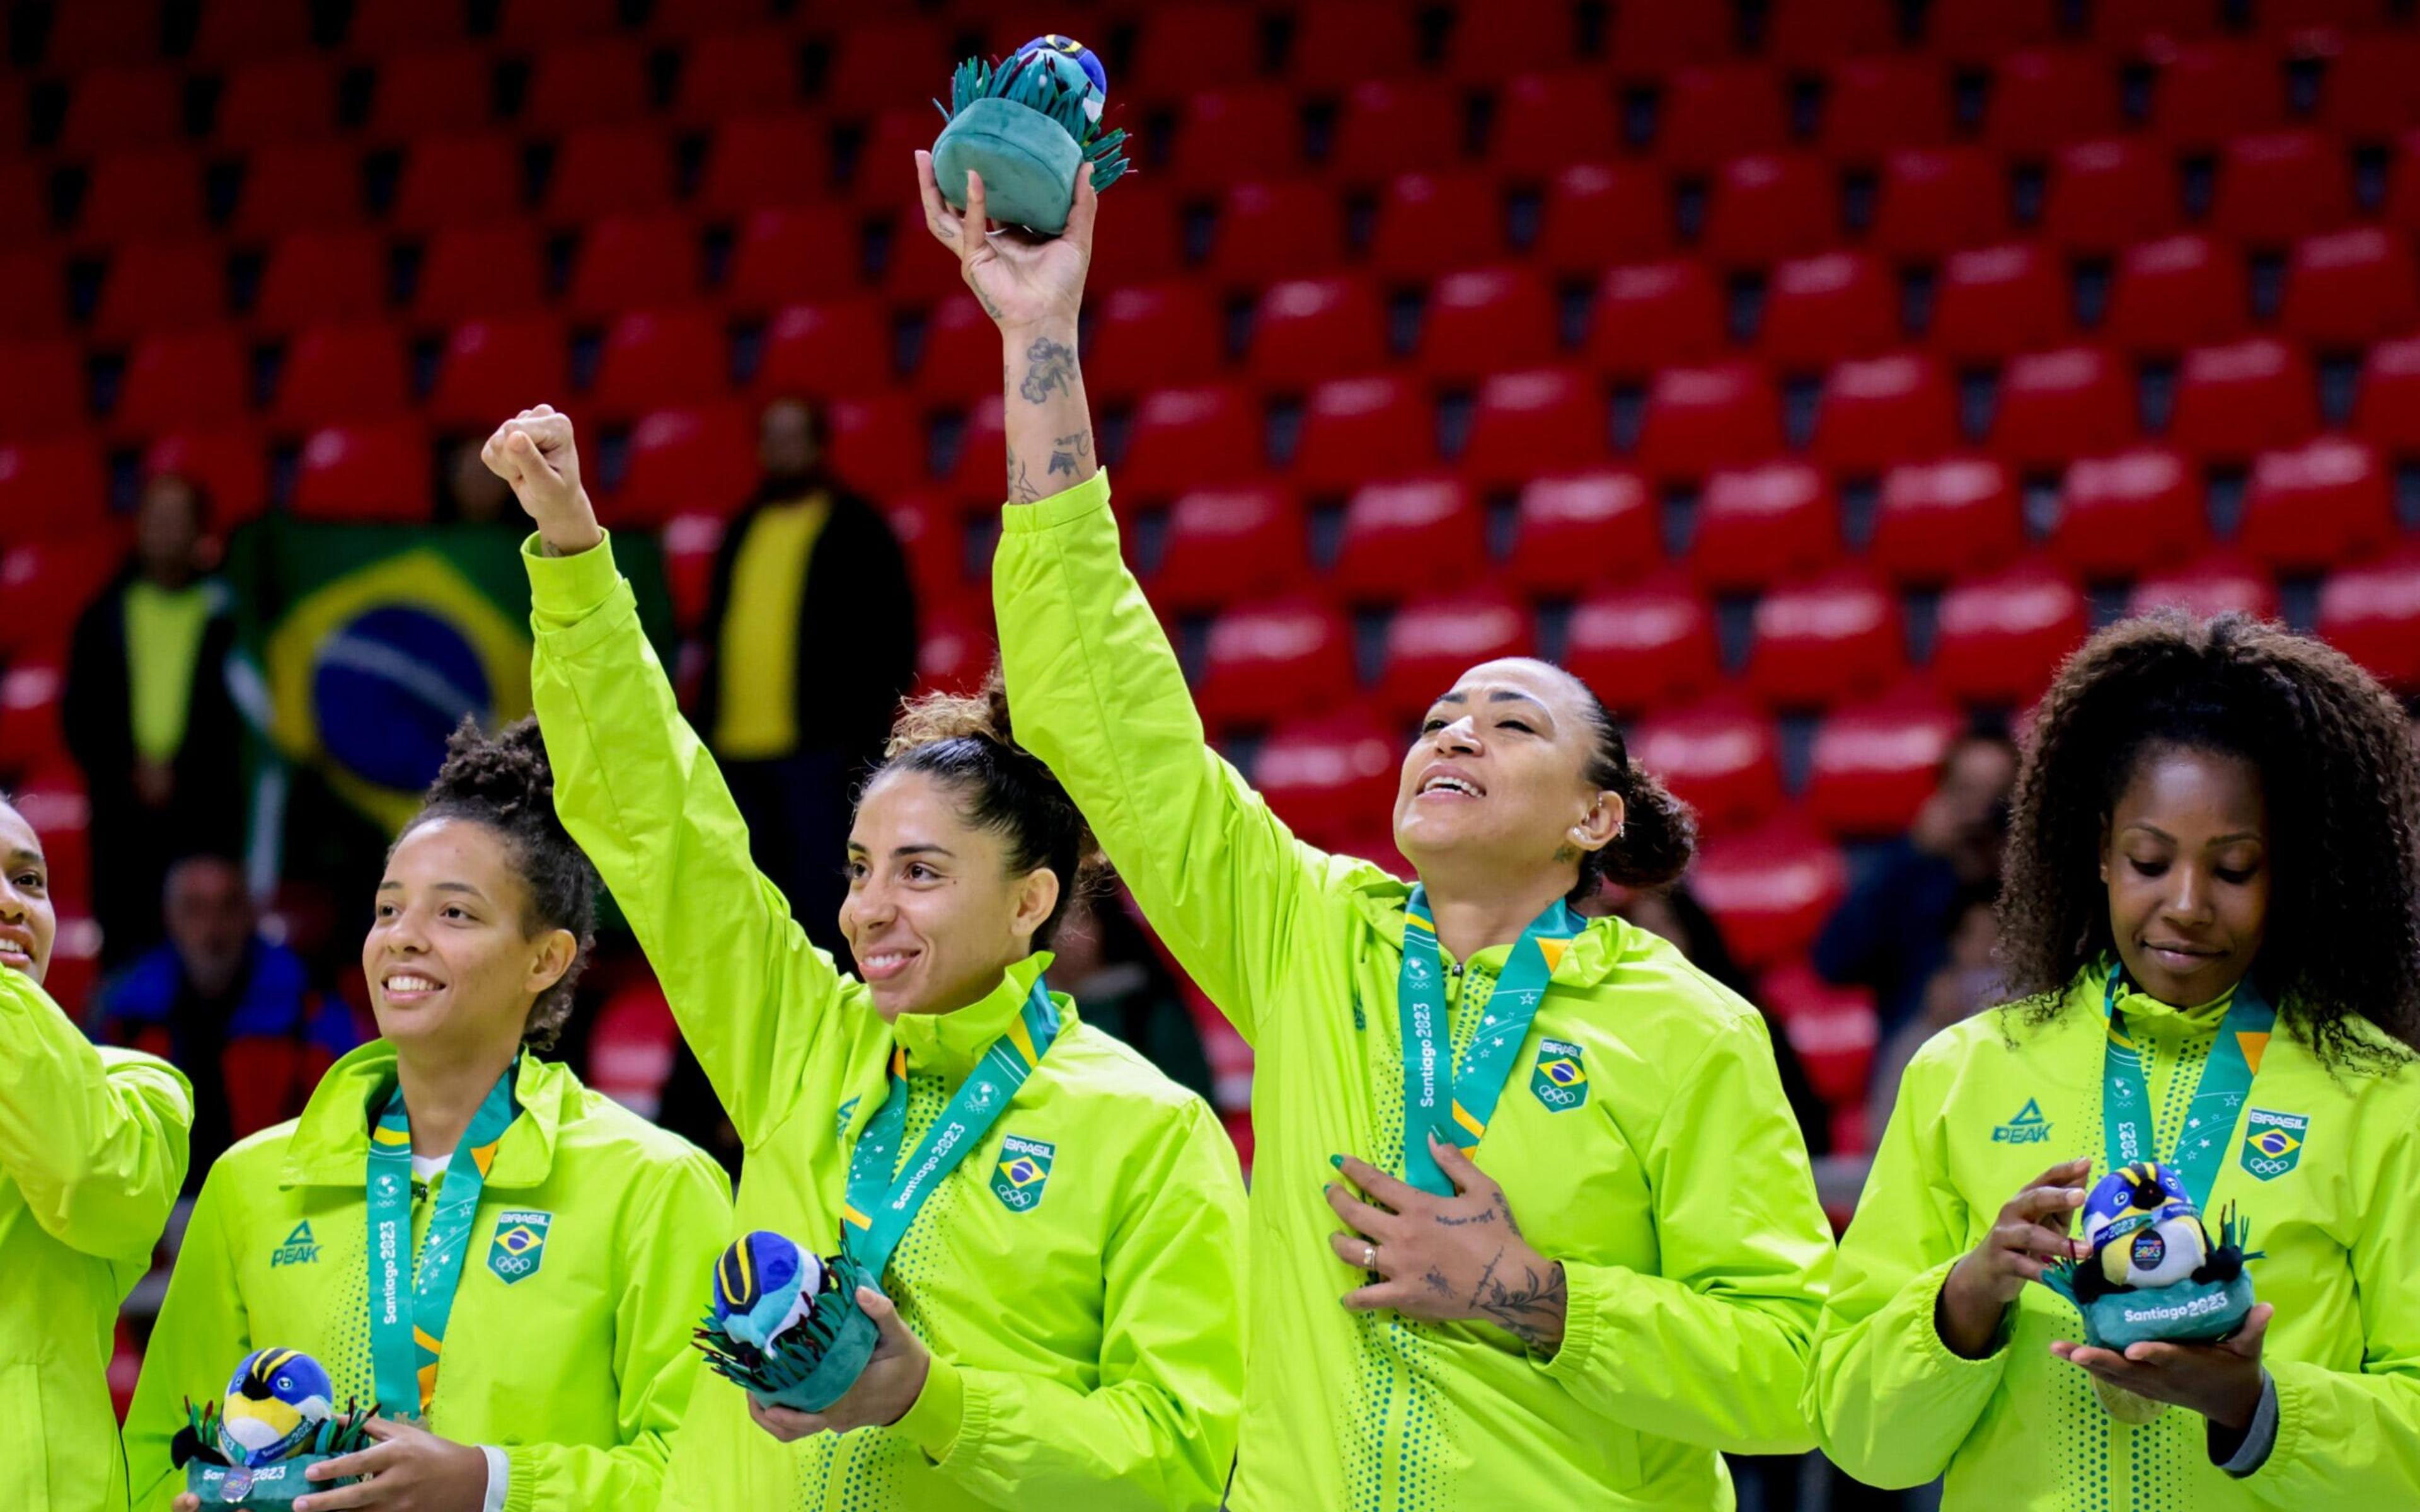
left=1343, top=869, right=1636, bottom=986
left=279, top=1040, right=573, bottom=1191
left=887, top=952, right=1073, bottom=1084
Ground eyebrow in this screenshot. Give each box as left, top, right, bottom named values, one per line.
left=4, top=848, right=41, bottom=868
left=374, top=879, right=492, bottom=900
left=1432, top=690, right=1553, bottom=714
left=2123, top=823, right=2264, bottom=846
left=847, top=843, right=958, bottom=859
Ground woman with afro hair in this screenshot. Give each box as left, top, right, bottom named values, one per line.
left=126, top=718, right=732, bottom=1512
left=1810, top=610, right=2420, bottom=1508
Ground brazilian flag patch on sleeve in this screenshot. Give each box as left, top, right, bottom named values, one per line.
left=487, top=1210, right=553, bottom=1284
left=991, top=1134, right=1055, bottom=1213
left=1531, top=1039, right=1589, bottom=1111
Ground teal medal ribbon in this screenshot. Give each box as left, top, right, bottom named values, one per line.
left=365, top=1063, right=521, bottom=1421
left=2100, top=969, right=2276, bottom=1208
left=1396, top=886, right=1579, bottom=1196
left=838, top=976, right=1059, bottom=1278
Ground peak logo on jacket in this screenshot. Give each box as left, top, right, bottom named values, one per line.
left=270, top=1221, right=320, bottom=1268
left=1991, top=1099, right=2053, bottom=1144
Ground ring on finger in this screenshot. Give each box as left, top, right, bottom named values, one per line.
left=1363, top=1243, right=1377, bottom=1269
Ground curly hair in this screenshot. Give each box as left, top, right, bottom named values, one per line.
left=1570, top=683, right=1700, bottom=902
left=1997, top=610, right=2420, bottom=1070
left=872, top=667, right=1103, bottom=949
left=395, top=716, right=599, bottom=1052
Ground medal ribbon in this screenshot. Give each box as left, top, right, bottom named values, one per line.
left=839, top=976, right=1059, bottom=1279
left=2100, top=968, right=2276, bottom=1205
left=1397, top=886, right=1579, bottom=1196
left=366, top=1062, right=521, bottom=1419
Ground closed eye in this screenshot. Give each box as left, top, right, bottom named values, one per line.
left=2128, top=859, right=2169, bottom=878
left=1498, top=719, right=1535, bottom=735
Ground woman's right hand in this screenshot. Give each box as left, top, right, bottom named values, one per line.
left=1936, top=1156, right=2092, bottom=1359
left=481, top=404, right=603, bottom=558
left=913, top=150, right=1096, bottom=338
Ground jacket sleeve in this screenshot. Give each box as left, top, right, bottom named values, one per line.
left=1538, top=1012, right=1833, bottom=1454
left=993, top=470, right=1333, bottom=1048
left=0, top=963, right=191, bottom=1263
left=524, top=532, right=860, bottom=1146
left=1803, top=1045, right=2008, bottom=1487
left=124, top=1158, right=249, bottom=1511
left=890, top=1096, right=1248, bottom=1511
left=502, top=1147, right=734, bottom=1512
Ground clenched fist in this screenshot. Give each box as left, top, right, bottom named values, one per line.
left=480, top=404, right=602, bottom=558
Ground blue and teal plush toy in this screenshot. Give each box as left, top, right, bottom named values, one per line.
left=693, top=1230, right=885, bottom=1414
left=2041, top=1160, right=2261, bottom=1353
left=173, top=1348, right=376, bottom=1506
left=932, top=33, right=1130, bottom=235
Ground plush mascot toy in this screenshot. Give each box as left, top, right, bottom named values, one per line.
left=931, top=33, right=1130, bottom=234
left=693, top=1230, right=886, bottom=1414
left=173, top=1348, right=376, bottom=1506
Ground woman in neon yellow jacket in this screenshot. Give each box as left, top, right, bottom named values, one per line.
left=0, top=795, right=192, bottom=1510
left=480, top=405, right=1247, bottom=1511
left=911, top=159, right=1834, bottom=1509
left=125, top=719, right=732, bottom=1511
left=1810, top=612, right=2420, bottom=1508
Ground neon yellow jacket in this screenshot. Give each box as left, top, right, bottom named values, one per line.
left=993, top=470, right=1835, bottom=1511
left=1810, top=966, right=2420, bottom=1508
left=523, top=534, right=1248, bottom=1512
left=0, top=963, right=192, bottom=1511
left=124, top=1042, right=732, bottom=1512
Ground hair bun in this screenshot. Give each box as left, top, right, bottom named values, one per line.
left=884, top=666, right=1018, bottom=758
left=425, top=715, right=555, bottom=822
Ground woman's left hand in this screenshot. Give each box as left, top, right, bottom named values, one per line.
left=1328, top=1133, right=1568, bottom=1355
left=291, top=1416, right=490, bottom=1510
left=747, top=1287, right=933, bottom=1442
left=2050, top=1302, right=2273, bottom=1428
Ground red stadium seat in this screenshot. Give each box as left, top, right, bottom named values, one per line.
left=1329, top=79, right=1466, bottom=185
left=1170, top=88, right=1305, bottom=189
left=1195, top=596, right=1356, bottom=731
left=1871, top=455, right=2022, bottom=584
left=0, top=537, right=124, bottom=660
left=1329, top=477, right=1484, bottom=602
left=1761, top=251, right=1898, bottom=369
left=115, top=328, right=250, bottom=437
left=1821, top=56, right=1952, bottom=162
left=2316, top=545, right=2420, bottom=692
left=1806, top=687, right=1967, bottom=835
left=816, top=19, right=952, bottom=120
left=614, top=401, right=758, bottom=525
left=2356, top=334, right=2420, bottom=454
left=1085, top=180, right=1185, bottom=291
left=2105, top=234, right=2249, bottom=354
left=2093, top=0, right=2223, bottom=49
left=1209, top=180, right=1346, bottom=284
left=543, top=124, right=676, bottom=225
left=1656, top=65, right=1789, bottom=174
left=1129, top=3, right=1262, bottom=100
left=2208, top=130, right=2354, bottom=246
left=2238, top=434, right=2396, bottom=572
left=493, top=0, right=621, bottom=45
left=670, top=28, right=801, bottom=125
left=1764, top=0, right=1898, bottom=64
left=1490, top=72, right=1621, bottom=170
left=2149, top=41, right=2285, bottom=149
left=292, top=418, right=432, bottom=522
left=1635, top=363, right=1784, bottom=479
left=1702, top=152, right=1840, bottom=266
left=1928, top=0, right=2060, bottom=60
left=1460, top=367, right=1607, bottom=486
left=367, top=49, right=496, bottom=141
left=1630, top=696, right=1783, bottom=834
left=1563, top=571, right=1722, bottom=712
left=1748, top=566, right=1903, bottom=707
left=274, top=320, right=410, bottom=430
left=2167, top=337, right=2319, bottom=461
left=1930, top=243, right=2070, bottom=362
left=1248, top=277, right=1389, bottom=388
left=916, top=604, right=996, bottom=699
left=521, top=38, right=652, bottom=133
left=858, top=109, right=947, bottom=211
left=1255, top=706, right=1402, bottom=850
left=1368, top=171, right=1508, bottom=280
left=59, top=65, right=182, bottom=156
left=0, top=160, right=49, bottom=249
left=2053, top=446, right=2205, bottom=577
left=909, top=295, right=1003, bottom=405
left=0, top=436, right=107, bottom=542
left=191, top=0, right=316, bottom=64
left=1376, top=587, right=1531, bottom=718
left=413, top=221, right=548, bottom=324
left=943, top=396, right=1005, bottom=500
left=0, top=248, right=63, bottom=338
left=253, top=228, right=386, bottom=331
left=566, top=213, right=702, bottom=320
left=879, top=496, right=960, bottom=621
left=428, top=314, right=571, bottom=429
left=752, top=299, right=889, bottom=404
left=1416, top=266, right=1559, bottom=382
left=1502, top=469, right=1660, bottom=595
left=1117, top=385, right=1263, bottom=498
left=0, top=652, right=71, bottom=774
left=2127, top=551, right=2280, bottom=619
left=1586, top=260, right=1726, bottom=377
left=216, top=55, right=340, bottom=149
left=389, top=133, right=524, bottom=233
left=1982, top=50, right=2123, bottom=157
left=1444, top=0, right=1581, bottom=81
left=92, top=239, right=226, bottom=341
left=2042, top=138, right=2181, bottom=252
left=1993, top=346, right=2138, bottom=466
left=725, top=205, right=862, bottom=312
left=1695, top=821, right=1849, bottom=966
left=1076, top=284, right=1221, bottom=403
left=74, top=149, right=205, bottom=247
left=1931, top=558, right=2089, bottom=704
left=2280, top=227, right=2420, bottom=346
left=1606, top=2, right=1732, bottom=74
left=1148, top=483, right=1310, bottom=610
left=41, top=0, right=162, bottom=71
left=145, top=425, right=270, bottom=527
left=230, top=141, right=365, bottom=241
left=1869, top=147, right=2008, bottom=260
left=589, top=307, right=729, bottom=420
left=1692, top=458, right=1839, bottom=590
left=1814, top=353, right=1959, bottom=473
left=824, top=394, right=929, bottom=496
left=1291, top=375, right=1434, bottom=493
left=1762, top=956, right=1876, bottom=1104
left=2319, top=33, right=2420, bottom=140
left=1534, top=162, right=1673, bottom=276
left=696, top=114, right=833, bottom=217
left=584, top=980, right=678, bottom=1119
left=1289, top=0, right=1420, bottom=89
left=0, top=340, right=89, bottom=438
left=346, top=0, right=466, bottom=54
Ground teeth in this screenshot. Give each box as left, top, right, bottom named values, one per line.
left=1423, top=776, right=1480, bottom=798
left=386, top=974, right=440, bottom=994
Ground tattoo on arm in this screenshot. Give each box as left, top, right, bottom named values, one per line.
left=1422, top=1268, right=1456, bottom=1300
left=1006, top=443, right=1040, bottom=505
left=1047, top=430, right=1091, bottom=476
left=1435, top=1193, right=1522, bottom=1236
left=1470, top=1256, right=1567, bottom=1351
left=1017, top=336, right=1078, bottom=404
left=973, top=284, right=1003, bottom=320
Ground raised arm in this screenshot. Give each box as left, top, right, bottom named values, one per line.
left=485, top=409, right=870, bottom=1145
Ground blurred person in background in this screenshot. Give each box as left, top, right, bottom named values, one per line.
left=1812, top=731, right=2016, bottom=1054
left=1047, top=878, right=1218, bottom=1106
left=439, top=438, right=521, bottom=529
left=62, top=474, right=243, bottom=966
left=89, top=854, right=362, bottom=1192
left=1864, top=890, right=2004, bottom=1152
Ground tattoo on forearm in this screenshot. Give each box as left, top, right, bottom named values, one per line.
left=1006, top=444, right=1040, bottom=504
left=1017, top=336, right=1077, bottom=404
left=1470, top=1254, right=1567, bottom=1349
left=1047, top=430, right=1091, bottom=476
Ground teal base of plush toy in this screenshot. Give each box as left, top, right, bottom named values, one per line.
left=187, top=1455, right=357, bottom=1505
left=746, top=1297, right=882, bottom=1414
left=933, top=98, right=1083, bottom=234
left=2077, top=1273, right=2257, bottom=1353
left=698, top=1251, right=886, bottom=1414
